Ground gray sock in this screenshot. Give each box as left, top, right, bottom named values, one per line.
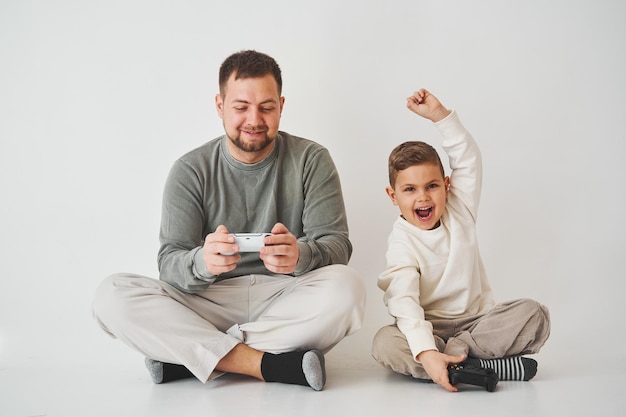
left=302, top=350, right=326, bottom=391
left=145, top=358, right=164, bottom=384
left=144, top=358, right=194, bottom=384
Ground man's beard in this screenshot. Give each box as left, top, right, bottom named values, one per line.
left=229, top=132, right=275, bottom=153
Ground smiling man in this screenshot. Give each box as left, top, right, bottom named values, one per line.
left=217, top=72, right=283, bottom=160
left=92, top=50, right=366, bottom=391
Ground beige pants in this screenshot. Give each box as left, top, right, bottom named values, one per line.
left=92, top=265, right=366, bottom=382
left=371, top=299, right=551, bottom=379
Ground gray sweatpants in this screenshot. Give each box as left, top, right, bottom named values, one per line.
left=92, top=265, right=366, bottom=382
left=371, top=299, right=551, bottom=379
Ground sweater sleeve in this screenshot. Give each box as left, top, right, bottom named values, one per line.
left=157, top=159, right=217, bottom=293
left=378, top=235, right=438, bottom=360
left=435, top=110, right=482, bottom=220
left=293, top=147, right=352, bottom=275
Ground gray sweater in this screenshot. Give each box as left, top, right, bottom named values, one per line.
left=158, top=132, right=352, bottom=293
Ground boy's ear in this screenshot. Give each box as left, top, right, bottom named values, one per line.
left=386, top=186, right=398, bottom=205
left=445, top=176, right=450, bottom=192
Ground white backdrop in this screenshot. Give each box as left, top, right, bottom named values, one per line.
left=1, top=0, right=625, bottom=374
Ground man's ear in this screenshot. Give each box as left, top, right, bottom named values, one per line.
left=215, top=94, right=224, bottom=118
left=386, top=186, right=398, bottom=205
left=279, top=96, right=285, bottom=115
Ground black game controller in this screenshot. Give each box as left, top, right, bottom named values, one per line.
left=448, top=363, right=499, bottom=392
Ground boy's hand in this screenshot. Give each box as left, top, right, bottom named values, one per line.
left=417, top=350, right=466, bottom=392
left=260, top=222, right=299, bottom=274
left=407, top=88, right=451, bottom=123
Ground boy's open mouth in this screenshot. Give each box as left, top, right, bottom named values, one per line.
left=415, top=206, right=433, bottom=220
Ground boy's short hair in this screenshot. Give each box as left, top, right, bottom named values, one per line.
left=219, top=50, right=283, bottom=96
left=388, top=141, right=445, bottom=187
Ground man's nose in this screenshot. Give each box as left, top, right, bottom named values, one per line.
left=246, top=108, right=262, bottom=125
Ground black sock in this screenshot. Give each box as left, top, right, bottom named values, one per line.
left=261, top=350, right=326, bottom=391
left=465, top=356, right=538, bottom=381
left=144, top=358, right=195, bottom=384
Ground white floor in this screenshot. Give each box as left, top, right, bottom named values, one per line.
left=2, top=324, right=624, bottom=417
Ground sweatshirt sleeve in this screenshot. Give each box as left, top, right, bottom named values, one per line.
left=157, top=159, right=216, bottom=293
left=435, top=110, right=482, bottom=220
left=378, top=233, right=438, bottom=361
left=293, top=147, right=352, bottom=275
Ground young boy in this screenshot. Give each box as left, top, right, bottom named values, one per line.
left=371, top=89, right=550, bottom=392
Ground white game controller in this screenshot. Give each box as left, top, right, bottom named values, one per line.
left=221, top=233, right=273, bottom=255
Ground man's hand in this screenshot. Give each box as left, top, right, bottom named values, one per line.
left=406, top=88, right=451, bottom=123
left=259, top=223, right=299, bottom=274
left=202, top=225, right=241, bottom=275
left=417, top=350, right=467, bottom=392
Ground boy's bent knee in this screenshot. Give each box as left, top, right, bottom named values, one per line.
left=371, top=325, right=427, bottom=378
left=371, top=325, right=406, bottom=358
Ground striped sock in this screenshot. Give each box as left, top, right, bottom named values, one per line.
left=466, top=357, right=538, bottom=381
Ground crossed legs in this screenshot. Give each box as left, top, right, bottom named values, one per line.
left=92, top=265, right=365, bottom=389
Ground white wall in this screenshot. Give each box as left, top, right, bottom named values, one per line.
left=1, top=0, right=625, bottom=371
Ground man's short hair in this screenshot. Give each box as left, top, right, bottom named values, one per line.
left=219, top=50, right=282, bottom=95
left=388, top=141, right=445, bottom=187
